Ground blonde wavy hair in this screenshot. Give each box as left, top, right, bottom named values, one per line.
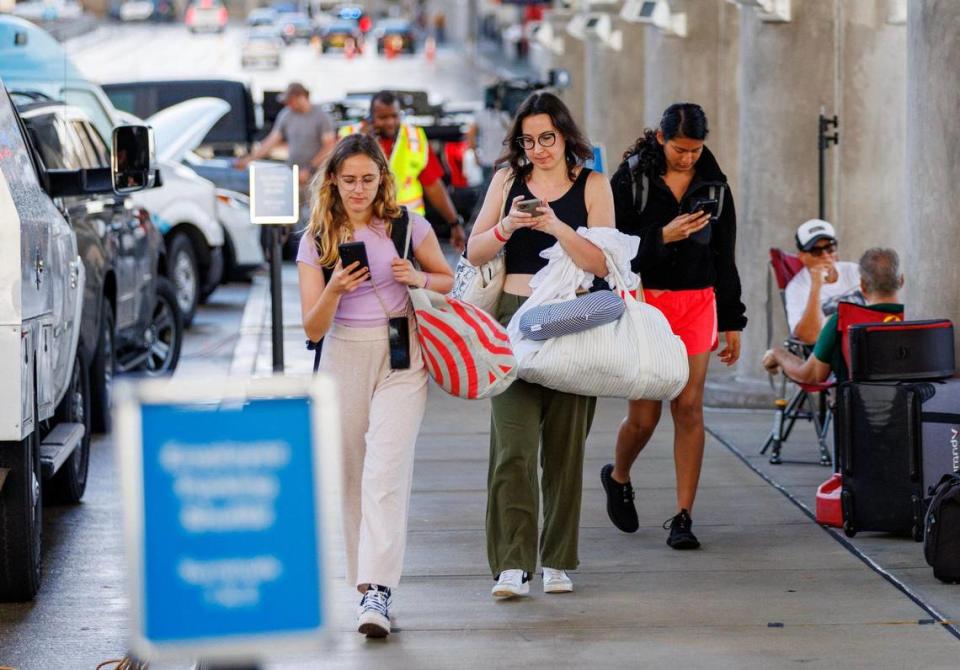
left=305, top=133, right=402, bottom=268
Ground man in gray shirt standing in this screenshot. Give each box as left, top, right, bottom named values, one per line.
left=236, top=82, right=336, bottom=219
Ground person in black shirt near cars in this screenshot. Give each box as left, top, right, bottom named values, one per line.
left=600, top=103, right=747, bottom=549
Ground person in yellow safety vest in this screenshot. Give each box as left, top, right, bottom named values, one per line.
left=338, top=91, right=466, bottom=251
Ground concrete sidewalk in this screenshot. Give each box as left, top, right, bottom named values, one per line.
left=234, top=266, right=959, bottom=669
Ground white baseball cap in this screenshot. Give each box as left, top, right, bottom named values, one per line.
left=795, top=219, right=837, bottom=251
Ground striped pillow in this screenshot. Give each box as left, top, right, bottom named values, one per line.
left=409, top=288, right=517, bottom=399
left=519, top=290, right=625, bottom=341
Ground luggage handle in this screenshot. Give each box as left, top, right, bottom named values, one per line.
left=840, top=385, right=853, bottom=475
left=906, top=392, right=920, bottom=482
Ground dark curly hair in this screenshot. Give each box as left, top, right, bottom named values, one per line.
left=497, top=91, right=594, bottom=182
left=624, top=102, right=709, bottom=177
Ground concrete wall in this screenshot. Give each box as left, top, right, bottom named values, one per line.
left=906, top=0, right=960, bottom=361
left=583, top=17, right=645, bottom=168
left=736, top=0, right=838, bottom=373
left=536, top=10, right=586, bottom=126
left=835, top=1, right=907, bottom=262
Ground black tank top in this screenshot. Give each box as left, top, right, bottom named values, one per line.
left=503, top=168, right=592, bottom=275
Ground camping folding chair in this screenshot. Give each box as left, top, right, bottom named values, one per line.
left=761, top=248, right=834, bottom=466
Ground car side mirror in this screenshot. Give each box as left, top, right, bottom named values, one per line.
left=112, top=124, right=156, bottom=194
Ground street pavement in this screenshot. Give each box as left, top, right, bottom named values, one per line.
left=1, top=264, right=958, bottom=668
left=228, top=263, right=960, bottom=669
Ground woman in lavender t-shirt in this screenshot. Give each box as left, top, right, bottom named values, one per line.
left=297, top=134, right=453, bottom=638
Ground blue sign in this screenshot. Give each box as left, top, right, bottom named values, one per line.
left=585, top=144, right=606, bottom=174
left=135, top=395, right=326, bottom=651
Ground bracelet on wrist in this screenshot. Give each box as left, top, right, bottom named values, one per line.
left=421, top=272, right=430, bottom=289
left=492, top=222, right=509, bottom=243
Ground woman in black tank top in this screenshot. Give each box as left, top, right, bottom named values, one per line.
left=466, top=92, right=615, bottom=598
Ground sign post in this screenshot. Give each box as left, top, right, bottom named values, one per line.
left=116, top=376, right=339, bottom=666
left=249, top=163, right=301, bottom=374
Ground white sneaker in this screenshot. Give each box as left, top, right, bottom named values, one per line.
left=542, top=567, right=573, bottom=594
left=491, top=569, right=529, bottom=598
left=357, top=585, right=391, bottom=637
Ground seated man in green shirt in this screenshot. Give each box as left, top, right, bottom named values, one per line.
left=762, top=248, right=904, bottom=384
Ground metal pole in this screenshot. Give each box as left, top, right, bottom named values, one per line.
left=818, top=110, right=839, bottom=221
left=269, top=225, right=284, bottom=374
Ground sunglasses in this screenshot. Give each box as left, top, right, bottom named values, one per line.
left=806, top=241, right=838, bottom=257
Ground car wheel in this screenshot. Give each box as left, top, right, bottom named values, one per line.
left=89, top=299, right=115, bottom=434
left=0, top=398, right=42, bottom=601
left=48, top=348, right=92, bottom=504
left=138, top=277, right=183, bottom=376
left=168, top=232, right=199, bottom=328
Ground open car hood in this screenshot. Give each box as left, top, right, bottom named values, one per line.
left=147, top=97, right=230, bottom=163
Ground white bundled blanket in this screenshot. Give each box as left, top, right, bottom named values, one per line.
left=507, top=228, right=689, bottom=400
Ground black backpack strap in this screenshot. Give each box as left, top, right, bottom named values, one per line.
left=626, top=154, right=649, bottom=215
left=390, top=206, right=411, bottom=259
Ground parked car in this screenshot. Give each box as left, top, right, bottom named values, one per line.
left=102, top=78, right=260, bottom=153
left=241, top=27, right=283, bottom=68
left=245, top=7, right=276, bottom=27
left=143, top=97, right=263, bottom=281
left=277, top=11, right=314, bottom=43
left=0, top=76, right=152, bottom=601
left=319, top=19, right=363, bottom=53
left=0, top=19, right=228, bottom=328
left=15, top=96, right=183, bottom=430
left=117, top=0, right=154, bottom=21
left=375, top=19, right=417, bottom=55
left=115, top=105, right=225, bottom=326
left=185, top=0, right=227, bottom=33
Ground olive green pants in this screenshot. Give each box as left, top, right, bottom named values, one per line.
left=486, top=294, right=597, bottom=577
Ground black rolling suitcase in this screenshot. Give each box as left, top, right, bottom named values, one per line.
left=848, top=319, right=955, bottom=382
left=839, top=378, right=960, bottom=540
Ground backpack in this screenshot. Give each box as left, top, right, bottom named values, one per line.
left=923, top=473, right=960, bottom=583
left=624, top=153, right=726, bottom=220
left=307, top=208, right=411, bottom=372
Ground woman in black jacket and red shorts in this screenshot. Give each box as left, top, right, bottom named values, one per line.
left=600, top=103, right=747, bottom=549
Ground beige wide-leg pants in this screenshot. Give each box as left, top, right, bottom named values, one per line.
left=319, top=319, right=427, bottom=591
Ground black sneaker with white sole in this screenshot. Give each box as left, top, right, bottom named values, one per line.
left=601, top=463, right=639, bottom=533
left=664, top=509, right=701, bottom=550
left=357, top=584, right=392, bottom=637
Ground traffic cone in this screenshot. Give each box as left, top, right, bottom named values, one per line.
left=345, top=38, right=356, bottom=59
left=425, top=36, right=436, bottom=63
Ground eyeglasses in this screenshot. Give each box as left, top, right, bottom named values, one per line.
left=515, top=131, right=557, bottom=150
left=807, top=241, right=838, bottom=257
left=338, top=175, right=380, bottom=191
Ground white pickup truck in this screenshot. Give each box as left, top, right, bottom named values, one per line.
left=0, top=79, right=155, bottom=601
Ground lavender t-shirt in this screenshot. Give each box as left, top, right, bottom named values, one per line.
left=297, top=214, right=432, bottom=327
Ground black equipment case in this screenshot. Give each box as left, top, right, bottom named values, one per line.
left=924, top=474, right=960, bottom=583
left=839, top=378, right=960, bottom=540
left=848, top=319, right=955, bottom=382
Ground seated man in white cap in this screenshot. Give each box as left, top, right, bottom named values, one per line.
left=785, top=219, right=863, bottom=344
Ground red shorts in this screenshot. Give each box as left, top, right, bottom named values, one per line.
left=642, top=287, right=718, bottom=356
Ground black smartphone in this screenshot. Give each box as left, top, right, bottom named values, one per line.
left=338, top=240, right=369, bottom=273
left=387, top=316, right=411, bottom=370
left=689, top=197, right=719, bottom=219
left=515, top=197, right=542, bottom=214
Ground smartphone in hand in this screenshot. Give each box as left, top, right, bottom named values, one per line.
left=338, top=241, right=369, bottom=273
left=515, top=197, right=543, bottom=215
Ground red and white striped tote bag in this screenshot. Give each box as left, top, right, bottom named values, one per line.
left=408, top=288, right=517, bottom=399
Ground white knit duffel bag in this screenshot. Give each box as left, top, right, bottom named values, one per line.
left=518, top=255, right=689, bottom=401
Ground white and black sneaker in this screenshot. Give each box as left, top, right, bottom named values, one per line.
left=357, top=584, right=392, bottom=637
left=491, top=569, right=529, bottom=599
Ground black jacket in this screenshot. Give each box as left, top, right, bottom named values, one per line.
left=610, top=146, right=748, bottom=332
